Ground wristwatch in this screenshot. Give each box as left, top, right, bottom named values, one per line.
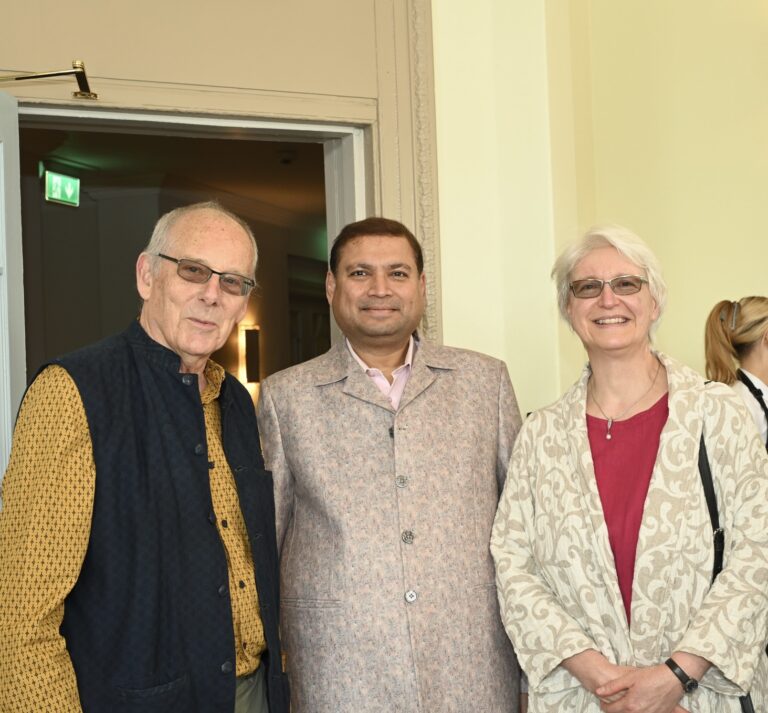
left=665, top=658, right=699, bottom=694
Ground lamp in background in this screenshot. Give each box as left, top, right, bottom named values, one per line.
left=238, top=324, right=260, bottom=384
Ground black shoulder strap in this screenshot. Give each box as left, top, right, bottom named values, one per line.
left=736, top=370, right=768, bottom=449
left=698, top=431, right=760, bottom=710
left=698, top=434, right=725, bottom=582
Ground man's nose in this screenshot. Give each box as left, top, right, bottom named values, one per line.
left=200, top=275, right=223, bottom=302
left=368, top=272, right=391, bottom=295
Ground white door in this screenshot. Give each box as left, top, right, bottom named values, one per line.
left=0, top=92, right=25, bottom=474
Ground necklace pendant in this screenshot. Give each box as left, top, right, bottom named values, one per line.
left=606, top=431, right=612, bottom=440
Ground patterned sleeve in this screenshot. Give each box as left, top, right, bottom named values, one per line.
left=491, top=414, right=598, bottom=690
left=0, top=365, right=93, bottom=712
left=676, top=386, right=768, bottom=694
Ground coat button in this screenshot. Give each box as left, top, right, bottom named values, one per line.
left=208, top=511, right=216, bottom=525
left=182, top=374, right=195, bottom=386
left=221, top=660, right=233, bottom=674
left=395, top=475, right=409, bottom=488
left=401, top=530, right=415, bottom=545
left=388, top=426, right=395, bottom=438
left=218, top=583, right=227, bottom=597
left=194, top=443, right=205, bottom=455
left=404, top=590, right=418, bottom=603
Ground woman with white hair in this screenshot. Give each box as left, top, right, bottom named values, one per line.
left=492, top=225, right=768, bottom=712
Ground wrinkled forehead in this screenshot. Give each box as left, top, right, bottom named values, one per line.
left=168, top=211, right=255, bottom=266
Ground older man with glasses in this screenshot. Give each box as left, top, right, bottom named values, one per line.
left=0, top=202, right=289, bottom=713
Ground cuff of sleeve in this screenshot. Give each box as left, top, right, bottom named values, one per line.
left=674, top=645, right=750, bottom=696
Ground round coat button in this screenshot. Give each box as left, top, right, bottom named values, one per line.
left=218, top=583, right=227, bottom=597
left=221, top=660, right=233, bottom=674
left=182, top=374, right=195, bottom=386
left=401, top=530, right=415, bottom=544
left=194, top=443, right=205, bottom=455
left=404, top=589, right=418, bottom=603
left=395, top=475, right=409, bottom=488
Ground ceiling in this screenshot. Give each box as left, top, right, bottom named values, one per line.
left=19, top=127, right=327, bottom=228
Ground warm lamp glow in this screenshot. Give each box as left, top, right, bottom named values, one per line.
left=238, top=323, right=260, bottom=382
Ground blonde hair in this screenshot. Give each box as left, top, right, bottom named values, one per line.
left=705, top=296, right=768, bottom=384
left=551, top=224, right=667, bottom=335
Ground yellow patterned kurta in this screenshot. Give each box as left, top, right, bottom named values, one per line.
left=0, top=363, right=265, bottom=713
left=491, top=353, right=768, bottom=712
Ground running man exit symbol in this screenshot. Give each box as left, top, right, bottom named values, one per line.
left=45, top=171, right=80, bottom=207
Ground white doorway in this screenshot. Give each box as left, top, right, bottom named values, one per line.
left=0, top=98, right=368, bottom=471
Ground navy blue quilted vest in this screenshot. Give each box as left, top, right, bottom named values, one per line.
left=46, top=321, right=288, bottom=713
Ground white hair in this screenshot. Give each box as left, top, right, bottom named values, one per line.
left=143, top=201, right=258, bottom=277
left=551, top=224, right=667, bottom=334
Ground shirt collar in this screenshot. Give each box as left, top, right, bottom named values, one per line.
left=200, top=360, right=225, bottom=404
left=346, top=335, right=416, bottom=374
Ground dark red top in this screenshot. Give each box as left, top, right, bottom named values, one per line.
left=587, top=394, right=669, bottom=623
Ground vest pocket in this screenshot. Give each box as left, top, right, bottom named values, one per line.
left=114, top=672, right=192, bottom=711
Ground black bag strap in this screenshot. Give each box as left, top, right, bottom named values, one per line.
left=736, top=369, right=768, bottom=450
left=697, top=434, right=725, bottom=581
left=699, top=433, right=755, bottom=713
left=697, top=432, right=757, bottom=713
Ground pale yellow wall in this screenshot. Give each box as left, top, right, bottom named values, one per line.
left=431, top=1, right=561, bottom=415
left=545, top=0, right=597, bottom=389
left=434, top=0, right=768, bottom=411
left=0, top=1, right=378, bottom=98
left=585, top=0, right=768, bottom=378
left=6, top=0, right=766, bottom=413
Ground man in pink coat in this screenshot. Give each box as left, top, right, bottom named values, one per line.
left=257, top=217, right=522, bottom=712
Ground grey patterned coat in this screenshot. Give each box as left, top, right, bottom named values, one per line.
left=257, top=340, right=522, bottom=712
left=491, top=353, right=768, bottom=712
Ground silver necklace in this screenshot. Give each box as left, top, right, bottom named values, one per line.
left=590, top=359, right=662, bottom=440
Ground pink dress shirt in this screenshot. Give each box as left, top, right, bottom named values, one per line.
left=346, top=337, right=415, bottom=410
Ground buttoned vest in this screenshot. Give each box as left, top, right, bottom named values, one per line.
left=46, top=321, right=288, bottom=713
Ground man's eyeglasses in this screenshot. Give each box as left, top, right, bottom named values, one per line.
left=569, top=275, right=648, bottom=299
left=157, top=254, right=255, bottom=297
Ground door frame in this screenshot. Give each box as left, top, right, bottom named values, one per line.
left=1, top=102, right=368, bottom=471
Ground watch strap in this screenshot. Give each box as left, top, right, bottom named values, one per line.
left=665, top=657, right=698, bottom=693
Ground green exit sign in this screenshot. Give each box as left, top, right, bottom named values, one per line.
left=45, top=171, right=80, bottom=207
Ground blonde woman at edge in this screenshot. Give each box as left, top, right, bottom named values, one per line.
left=705, top=297, right=768, bottom=450
left=491, top=225, right=768, bottom=712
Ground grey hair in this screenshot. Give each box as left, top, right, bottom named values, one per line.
left=551, top=224, right=668, bottom=332
left=143, top=201, right=258, bottom=278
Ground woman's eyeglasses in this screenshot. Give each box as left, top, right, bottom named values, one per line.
left=569, top=275, right=648, bottom=299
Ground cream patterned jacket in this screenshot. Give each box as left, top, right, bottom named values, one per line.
left=491, top=353, right=768, bottom=712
